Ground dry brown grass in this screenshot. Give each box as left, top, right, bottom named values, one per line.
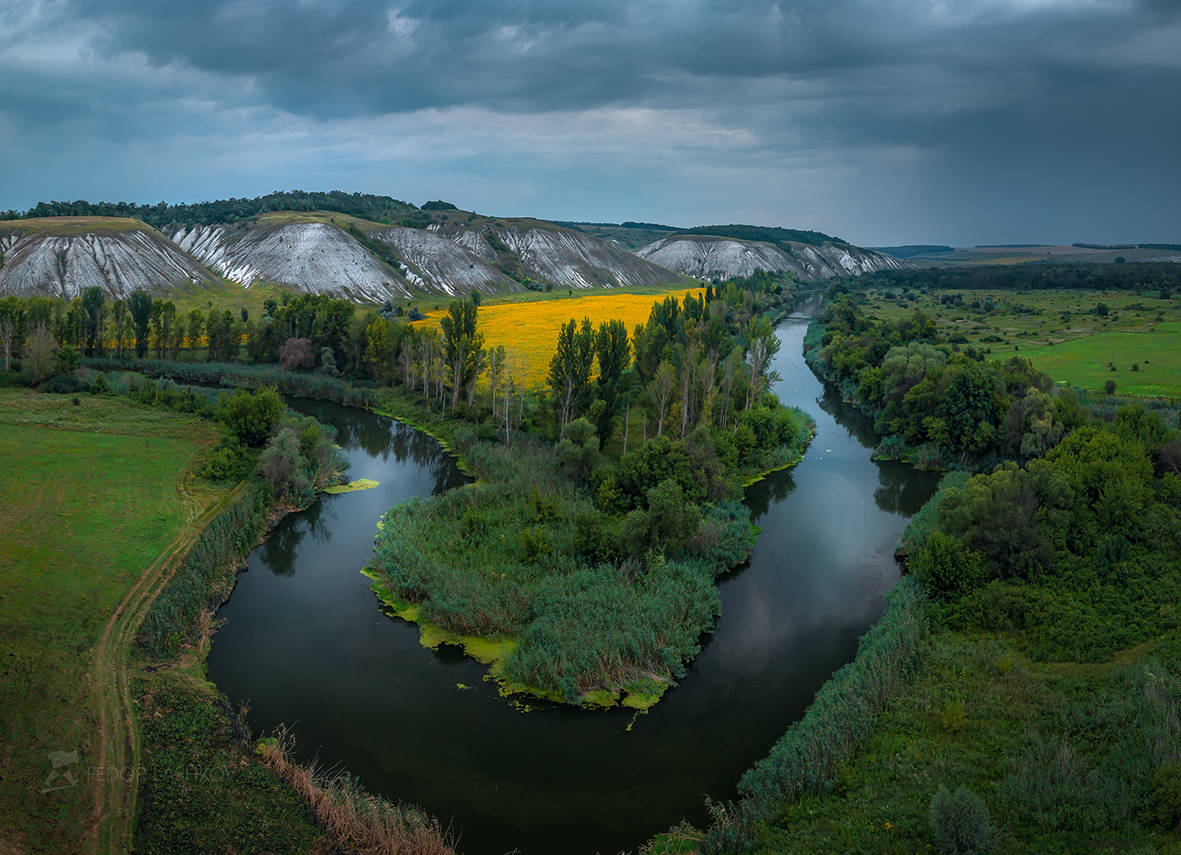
left=258, top=726, right=457, bottom=855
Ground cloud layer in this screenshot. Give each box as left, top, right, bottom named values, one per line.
left=3, top=0, right=1179, bottom=244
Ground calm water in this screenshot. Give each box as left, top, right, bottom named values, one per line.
left=206, top=300, right=940, bottom=855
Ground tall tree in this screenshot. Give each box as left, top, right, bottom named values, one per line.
left=743, top=317, right=781, bottom=409
left=128, top=290, right=153, bottom=359
left=439, top=298, right=484, bottom=410
left=80, top=287, right=105, bottom=357
left=110, top=299, right=128, bottom=360
left=594, top=319, right=631, bottom=444
left=548, top=317, right=596, bottom=433
left=21, top=322, right=58, bottom=383
left=647, top=361, right=677, bottom=436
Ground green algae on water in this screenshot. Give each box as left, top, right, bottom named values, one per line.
left=323, top=478, right=380, bottom=494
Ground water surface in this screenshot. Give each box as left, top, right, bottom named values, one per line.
left=207, top=301, right=940, bottom=854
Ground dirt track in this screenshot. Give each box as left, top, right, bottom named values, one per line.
left=86, top=485, right=244, bottom=855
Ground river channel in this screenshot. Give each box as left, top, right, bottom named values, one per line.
left=206, top=299, right=940, bottom=854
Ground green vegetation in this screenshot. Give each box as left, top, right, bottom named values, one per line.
left=862, top=261, right=1181, bottom=294
left=849, top=283, right=1181, bottom=396
left=677, top=223, right=848, bottom=247
left=0, top=377, right=353, bottom=853
left=367, top=276, right=814, bottom=707
left=681, top=279, right=1181, bottom=854
left=0, top=389, right=222, bottom=853
left=1017, top=323, right=1181, bottom=397
left=133, top=673, right=321, bottom=854
left=743, top=632, right=1181, bottom=854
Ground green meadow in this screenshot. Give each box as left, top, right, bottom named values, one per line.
left=1018, top=322, right=1181, bottom=396
left=862, top=288, right=1181, bottom=396
left=0, top=390, right=221, bottom=853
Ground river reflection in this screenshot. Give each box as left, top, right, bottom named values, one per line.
left=207, top=305, right=941, bottom=855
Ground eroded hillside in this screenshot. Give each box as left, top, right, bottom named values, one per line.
left=0, top=218, right=217, bottom=299
left=170, top=219, right=413, bottom=302
left=637, top=234, right=906, bottom=281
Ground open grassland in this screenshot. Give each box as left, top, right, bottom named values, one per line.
left=168, top=277, right=302, bottom=320
left=0, top=216, right=147, bottom=237
left=1016, top=323, right=1181, bottom=397
left=862, top=288, right=1181, bottom=396
left=0, top=390, right=223, bottom=854
left=415, top=287, right=705, bottom=387
left=750, top=632, right=1181, bottom=855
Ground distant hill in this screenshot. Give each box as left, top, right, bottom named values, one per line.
left=0, top=193, right=914, bottom=299
left=678, top=224, right=846, bottom=247
left=870, top=245, right=956, bottom=259
left=637, top=234, right=905, bottom=280
left=2, top=190, right=430, bottom=229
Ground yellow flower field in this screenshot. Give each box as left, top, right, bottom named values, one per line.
left=416, top=289, right=704, bottom=387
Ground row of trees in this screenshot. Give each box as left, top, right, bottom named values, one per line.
left=2, top=190, right=429, bottom=229
left=861, top=261, right=1181, bottom=295
left=5, top=271, right=799, bottom=461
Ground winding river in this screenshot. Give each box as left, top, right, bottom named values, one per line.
left=206, top=299, right=940, bottom=855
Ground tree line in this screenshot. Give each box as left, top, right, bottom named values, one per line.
left=860, top=262, right=1181, bottom=297
left=1, top=190, right=430, bottom=229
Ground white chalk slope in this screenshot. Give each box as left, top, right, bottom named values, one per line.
left=431, top=221, right=680, bottom=289
left=0, top=224, right=216, bottom=298
left=637, top=235, right=907, bottom=280
left=370, top=226, right=515, bottom=296
left=171, top=222, right=412, bottom=301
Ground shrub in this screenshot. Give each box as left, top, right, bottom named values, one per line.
left=279, top=337, right=314, bottom=370
left=909, top=531, right=988, bottom=598
left=1150, top=764, right=1181, bottom=830
left=929, top=785, right=996, bottom=854
left=218, top=386, right=284, bottom=447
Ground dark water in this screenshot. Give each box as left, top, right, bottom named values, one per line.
left=206, top=300, right=940, bottom=855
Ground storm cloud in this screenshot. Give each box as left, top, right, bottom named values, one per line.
left=2, top=0, right=1178, bottom=244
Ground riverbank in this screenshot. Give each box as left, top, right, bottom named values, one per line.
left=0, top=389, right=318, bottom=854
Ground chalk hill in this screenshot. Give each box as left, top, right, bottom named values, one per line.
left=0, top=194, right=906, bottom=301
left=636, top=233, right=906, bottom=281
left=0, top=218, right=218, bottom=299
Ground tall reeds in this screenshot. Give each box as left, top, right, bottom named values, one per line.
left=258, top=727, right=457, bottom=855
left=138, top=486, right=269, bottom=658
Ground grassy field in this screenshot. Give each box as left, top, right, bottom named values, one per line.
left=0, top=216, right=147, bottom=237
left=751, top=631, right=1181, bottom=854
left=861, top=288, right=1181, bottom=396
left=415, top=287, right=704, bottom=387
left=0, top=390, right=223, bottom=853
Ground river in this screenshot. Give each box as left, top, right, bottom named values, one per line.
left=206, top=299, right=940, bottom=854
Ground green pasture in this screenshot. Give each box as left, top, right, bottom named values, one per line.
left=862, top=288, right=1181, bottom=396
left=0, top=389, right=220, bottom=853
left=1019, top=322, right=1181, bottom=396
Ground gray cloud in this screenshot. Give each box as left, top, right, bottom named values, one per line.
left=1, top=0, right=1178, bottom=243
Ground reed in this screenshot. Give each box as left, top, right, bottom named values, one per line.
left=258, top=726, right=457, bottom=855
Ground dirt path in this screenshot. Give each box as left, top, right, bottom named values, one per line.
left=86, top=484, right=245, bottom=855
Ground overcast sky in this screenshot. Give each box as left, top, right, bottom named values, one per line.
left=2, top=0, right=1178, bottom=246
